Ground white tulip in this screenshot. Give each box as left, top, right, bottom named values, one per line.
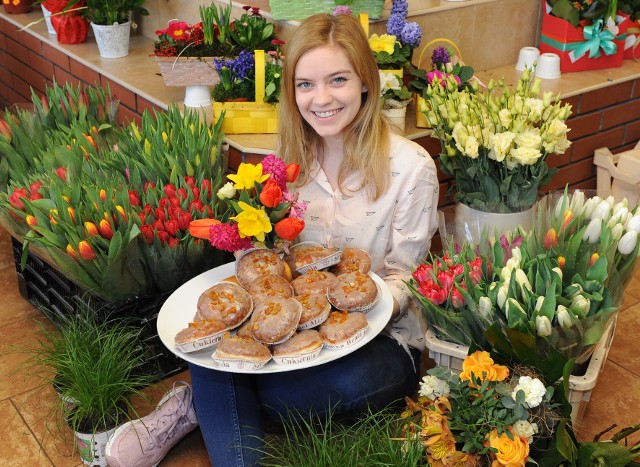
left=570, top=283, right=584, bottom=298
left=479, top=296, right=493, bottom=319
left=557, top=305, right=575, bottom=328
left=613, top=199, right=628, bottom=212
left=618, top=230, right=639, bottom=255
left=571, top=294, right=590, bottom=317
left=626, top=214, right=640, bottom=233
left=570, top=191, right=585, bottom=214
left=534, top=295, right=545, bottom=312
left=607, top=207, right=629, bottom=228
left=611, top=223, right=624, bottom=242
left=605, top=195, right=615, bottom=207
left=506, top=298, right=527, bottom=322
left=515, top=269, right=532, bottom=295
left=554, top=196, right=568, bottom=217
left=497, top=284, right=509, bottom=309
left=592, top=200, right=612, bottom=221
left=583, top=217, right=602, bottom=244
left=512, top=246, right=522, bottom=263
left=582, top=197, right=598, bottom=218
left=535, top=315, right=552, bottom=337
left=552, top=267, right=563, bottom=281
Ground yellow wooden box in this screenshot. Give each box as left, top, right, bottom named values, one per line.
left=213, top=50, right=279, bottom=134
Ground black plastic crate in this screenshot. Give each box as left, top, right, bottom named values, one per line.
left=12, top=237, right=188, bottom=382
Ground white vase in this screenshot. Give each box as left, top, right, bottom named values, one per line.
left=91, top=21, right=131, bottom=59
left=381, top=107, right=406, bottom=134
left=452, top=203, right=534, bottom=246
left=75, top=427, right=116, bottom=466
left=41, top=5, right=56, bottom=35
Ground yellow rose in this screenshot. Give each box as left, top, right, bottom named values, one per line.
left=368, top=34, right=397, bottom=55
left=460, top=351, right=509, bottom=383
left=488, top=428, right=529, bottom=466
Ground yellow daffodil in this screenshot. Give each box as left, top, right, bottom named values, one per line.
left=231, top=201, right=272, bottom=241
left=227, top=163, right=270, bottom=190
left=368, top=34, right=397, bottom=55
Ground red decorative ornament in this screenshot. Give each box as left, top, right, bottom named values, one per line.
left=51, top=14, right=89, bottom=44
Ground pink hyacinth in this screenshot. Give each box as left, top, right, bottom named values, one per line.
left=282, top=190, right=307, bottom=218
left=209, top=223, right=253, bottom=252
left=261, top=154, right=287, bottom=190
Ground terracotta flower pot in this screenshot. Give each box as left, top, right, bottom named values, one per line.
left=2, top=0, right=34, bottom=14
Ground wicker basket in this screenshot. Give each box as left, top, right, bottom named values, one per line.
left=154, top=56, right=221, bottom=87
left=268, top=0, right=384, bottom=20
left=213, top=50, right=278, bottom=134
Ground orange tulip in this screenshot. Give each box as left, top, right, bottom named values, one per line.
left=84, top=221, right=99, bottom=237
left=99, top=189, right=107, bottom=202
left=25, top=215, right=37, bottom=230
left=561, top=210, right=574, bottom=232
left=259, top=178, right=282, bottom=208
left=99, top=219, right=114, bottom=240
left=0, top=119, right=11, bottom=142
left=78, top=240, right=96, bottom=261
left=590, top=252, right=599, bottom=267
left=66, top=244, right=78, bottom=260
left=116, top=205, right=127, bottom=222
left=544, top=228, right=558, bottom=249
left=274, top=217, right=305, bottom=241
left=285, top=163, right=300, bottom=183
left=558, top=256, right=565, bottom=269
left=49, top=209, right=58, bottom=225
left=67, top=206, right=76, bottom=223
left=189, top=218, right=221, bottom=239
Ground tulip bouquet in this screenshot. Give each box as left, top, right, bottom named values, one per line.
left=190, top=154, right=306, bottom=253
left=406, top=244, right=496, bottom=347
left=422, top=69, right=572, bottom=213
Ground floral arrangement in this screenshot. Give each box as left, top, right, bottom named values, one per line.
left=0, top=82, right=226, bottom=302
left=379, top=71, right=411, bottom=110
left=547, top=0, right=618, bottom=27
left=368, top=0, right=422, bottom=70
left=190, top=154, right=306, bottom=253
left=401, top=350, right=640, bottom=466
left=409, top=46, right=476, bottom=98
left=152, top=3, right=277, bottom=58
left=423, top=68, right=572, bottom=213
left=212, top=39, right=285, bottom=103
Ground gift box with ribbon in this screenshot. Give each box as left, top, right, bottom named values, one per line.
left=539, top=0, right=628, bottom=73
left=623, top=17, right=640, bottom=59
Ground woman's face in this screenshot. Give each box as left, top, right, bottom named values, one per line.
left=294, top=44, right=366, bottom=141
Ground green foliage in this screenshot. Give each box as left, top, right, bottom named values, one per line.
left=70, top=0, right=149, bottom=25
left=547, top=0, right=614, bottom=27
left=373, top=41, right=411, bottom=69
left=619, top=0, right=640, bottom=19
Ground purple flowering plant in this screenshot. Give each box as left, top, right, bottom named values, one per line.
left=409, top=46, right=475, bottom=98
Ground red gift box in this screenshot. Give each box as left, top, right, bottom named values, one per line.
left=539, top=0, right=628, bottom=73
left=623, top=18, right=640, bottom=59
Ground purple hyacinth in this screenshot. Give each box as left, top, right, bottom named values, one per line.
left=231, top=49, right=255, bottom=81
left=400, top=22, right=422, bottom=48
left=386, top=13, right=406, bottom=37
left=431, top=46, right=451, bottom=66
left=332, top=5, right=352, bottom=16
left=391, top=0, right=408, bottom=17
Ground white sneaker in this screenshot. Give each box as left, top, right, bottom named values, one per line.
left=105, top=381, right=198, bottom=467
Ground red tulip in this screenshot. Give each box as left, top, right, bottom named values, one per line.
left=157, top=230, right=170, bottom=245
left=165, top=219, right=179, bottom=236
left=544, top=228, right=558, bottom=249
left=184, top=176, right=195, bottom=188
left=201, top=179, right=212, bottom=198
left=128, top=190, right=140, bottom=207
left=99, top=219, right=114, bottom=239
left=143, top=181, right=156, bottom=193
left=418, top=282, right=447, bottom=306
left=176, top=211, right=192, bottom=231
left=154, top=207, right=167, bottom=222
left=451, top=286, right=465, bottom=309
left=177, top=187, right=188, bottom=200
left=191, top=186, right=200, bottom=200
left=55, top=167, right=68, bottom=181
left=30, top=181, right=42, bottom=193
left=84, top=221, right=99, bottom=237
left=259, top=179, right=282, bottom=208
left=152, top=219, right=165, bottom=232
left=285, top=163, right=300, bottom=183
left=164, top=183, right=176, bottom=197
left=189, top=218, right=221, bottom=239
left=137, top=211, right=147, bottom=224
left=140, top=224, right=155, bottom=244
left=78, top=240, right=96, bottom=261
left=8, top=188, right=29, bottom=211
left=30, top=191, right=44, bottom=201
left=168, top=237, right=180, bottom=249
left=412, top=263, right=434, bottom=284
left=274, top=217, right=304, bottom=241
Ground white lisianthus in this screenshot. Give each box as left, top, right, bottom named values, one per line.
left=488, top=131, right=515, bottom=162
left=512, top=376, right=546, bottom=408
left=553, top=137, right=572, bottom=154
left=479, top=296, right=493, bottom=319
left=498, top=108, right=512, bottom=128
left=618, top=230, right=639, bottom=255
left=546, top=118, right=569, bottom=139
left=511, top=146, right=542, bottom=166
left=557, top=304, right=575, bottom=328
left=464, top=135, right=480, bottom=159
left=513, top=420, right=539, bottom=444
left=570, top=295, right=590, bottom=318
left=535, top=315, right=552, bottom=337
left=217, top=182, right=237, bottom=200
left=452, top=121, right=468, bottom=153
left=418, top=375, right=450, bottom=400
left=524, top=98, right=544, bottom=120
left=514, top=128, right=542, bottom=149
left=583, top=217, right=602, bottom=244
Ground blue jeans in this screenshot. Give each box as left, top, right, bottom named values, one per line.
left=189, top=335, right=421, bottom=467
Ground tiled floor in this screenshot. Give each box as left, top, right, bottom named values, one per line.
left=0, top=225, right=638, bottom=466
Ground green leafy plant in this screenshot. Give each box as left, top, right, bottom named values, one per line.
left=378, top=71, right=411, bottom=110
left=69, top=0, right=148, bottom=25
left=547, top=0, right=618, bottom=27
left=619, top=0, right=640, bottom=20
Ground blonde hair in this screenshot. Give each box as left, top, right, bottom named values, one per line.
left=278, top=14, right=391, bottom=200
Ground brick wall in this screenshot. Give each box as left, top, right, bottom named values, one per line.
left=0, top=16, right=163, bottom=125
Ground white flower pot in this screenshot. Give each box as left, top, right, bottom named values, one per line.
left=75, top=427, right=116, bottom=466
left=41, top=5, right=56, bottom=35
left=184, top=85, right=212, bottom=108
left=453, top=202, right=534, bottom=246
left=381, top=107, right=406, bottom=134
left=91, top=21, right=131, bottom=59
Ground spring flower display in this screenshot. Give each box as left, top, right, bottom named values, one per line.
left=423, top=68, right=572, bottom=213
left=409, top=45, right=476, bottom=98
left=369, top=0, right=422, bottom=70
left=547, top=0, right=619, bottom=27
left=190, top=154, right=305, bottom=253
left=0, top=82, right=226, bottom=302
left=379, top=71, right=412, bottom=110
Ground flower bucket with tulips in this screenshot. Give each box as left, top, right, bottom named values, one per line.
left=0, top=82, right=227, bottom=303
left=190, top=154, right=305, bottom=254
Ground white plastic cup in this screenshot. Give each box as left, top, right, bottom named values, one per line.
left=536, top=53, right=561, bottom=79
left=515, top=46, right=540, bottom=72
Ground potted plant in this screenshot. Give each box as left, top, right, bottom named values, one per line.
left=19, top=309, right=154, bottom=466
left=378, top=71, right=411, bottom=134
left=69, top=0, right=148, bottom=58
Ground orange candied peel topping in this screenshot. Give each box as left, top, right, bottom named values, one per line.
left=340, top=272, right=368, bottom=293
left=304, top=270, right=326, bottom=282
left=264, top=302, right=283, bottom=316
left=328, top=310, right=349, bottom=324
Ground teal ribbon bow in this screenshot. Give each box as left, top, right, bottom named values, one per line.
left=571, top=19, right=618, bottom=60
